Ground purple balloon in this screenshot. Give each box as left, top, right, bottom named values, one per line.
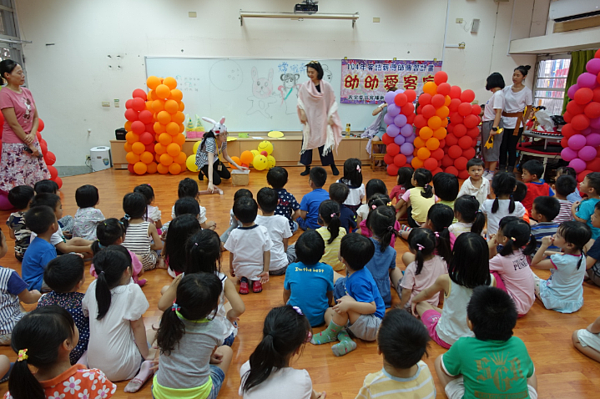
left=568, top=134, right=587, bottom=151
left=581, top=127, right=592, bottom=136
left=405, top=135, right=415, bottom=144
left=394, top=114, right=407, bottom=127
left=586, top=133, right=600, bottom=147
left=387, top=104, right=400, bottom=117
left=590, top=117, right=600, bottom=130
left=394, top=135, right=406, bottom=145
left=400, top=143, right=414, bottom=155
left=578, top=72, right=597, bottom=89
left=394, top=89, right=405, bottom=95
left=587, top=58, right=600, bottom=75
left=579, top=146, right=597, bottom=161
left=385, top=91, right=396, bottom=105
left=569, top=158, right=587, bottom=173
left=406, top=155, right=414, bottom=163
left=383, top=113, right=394, bottom=126
left=567, top=84, right=580, bottom=100
left=400, top=124, right=414, bottom=137
left=387, top=124, right=400, bottom=137
left=561, top=147, right=578, bottom=162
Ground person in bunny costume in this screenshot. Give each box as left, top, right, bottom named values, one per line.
left=195, top=117, right=247, bottom=193
left=297, top=61, right=343, bottom=176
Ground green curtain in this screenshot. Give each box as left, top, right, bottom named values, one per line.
left=562, top=49, right=597, bottom=114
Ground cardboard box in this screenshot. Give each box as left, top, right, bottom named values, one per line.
left=231, top=169, right=250, bottom=186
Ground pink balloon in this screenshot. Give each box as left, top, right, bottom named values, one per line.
left=0, top=192, right=14, bottom=211
left=561, top=147, right=578, bottom=162
left=578, top=72, right=598, bottom=89
left=569, top=158, right=587, bottom=173
left=581, top=127, right=592, bottom=136
left=386, top=124, right=400, bottom=137
left=587, top=58, right=600, bottom=75
left=567, top=84, right=580, bottom=100
left=579, top=146, right=598, bottom=161
left=586, top=133, right=600, bottom=147
left=568, top=134, right=587, bottom=151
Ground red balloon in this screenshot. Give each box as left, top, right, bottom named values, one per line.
left=387, top=143, right=400, bottom=157
left=567, top=101, right=585, bottom=115
left=467, top=127, right=480, bottom=138
left=401, top=103, right=415, bottom=115
left=431, top=94, right=445, bottom=108
left=125, top=109, right=138, bottom=122
left=405, top=90, right=417, bottom=102
left=422, top=105, right=436, bottom=119
left=48, top=165, right=58, bottom=180
left=458, top=170, right=470, bottom=180
left=460, top=89, right=475, bottom=103
left=450, top=112, right=463, bottom=125
left=448, top=98, right=461, bottom=113
left=38, top=119, right=45, bottom=133
left=407, top=113, right=415, bottom=124
left=44, top=151, right=56, bottom=166
left=144, top=143, right=155, bottom=153
left=140, top=132, right=154, bottom=145
left=584, top=102, right=600, bottom=119
left=441, top=155, right=454, bottom=167
left=393, top=154, right=407, bottom=167
left=132, top=89, right=147, bottom=100
left=432, top=167, right=444, bottom=176
left=387, top=164, right=399, bottom=176
left=382, top=133, right=394, bottom=145
left=561, top=137, right=569, bottom=148
left=54, top=176, right=63, bottom=189
left=432, top=148, right=444, bottom=160
left=463, top=147, right=476, bottom=160
left=455, top=156, right=468, bottom=171
left=471, top=104, right=482, bottom=115
left=453, top=124, right=467, bottom=138
left=563, top=111, right=573, bottom=123
left=448, top=145, right=462, bottom=159
left=586, top=158, right=600, bottom=171
left=125, top=99, right=133, bottom=109
left=445, top=166, right=459, bottom=176
left=463, top=114, right=479, bottom=129
left=574, top=88, right=594, bottom=105
left=578, top=170, right=593, bottom=182
left=593, top=88, right=600, bottom=103
left=131, top=121, right=145, bottom=135
left=39, top=139, right=48, bottom=155
left=138, top=110, right=153, bottom=124
left=132, top=97, right=146, bottom=112
left=384, top=154, right=395, bottom=165
left=416, top=105, right=424, bottom=115
left=446, top=134, right=458, bottom=146
left=458, top=102, right=472, bottom=116
left=419, top=93, right=432, bottom=105
left=434, top=71, right=448, bottom=85
left=424, top=158, right=438, bottom=171
left=394, top=93, right=408, bottom=107
left=458, top=136, right=473, bottom=150
left=127, top=164, right=135, bottom=174
left=440, top=139, right=446, bottom=149
left=437, top=83, right=451, bottom=96
left=449, top=86, right=462, bottom=99
left=36, top=131, right=41, bottom=141
left=572, top=114, right=590, bottom=131
left=414, top=115, right=427, bottom=129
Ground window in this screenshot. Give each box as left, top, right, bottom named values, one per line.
left=0, top=0, right=25, bottom=83
left=533, top=55, right=570, bottom=116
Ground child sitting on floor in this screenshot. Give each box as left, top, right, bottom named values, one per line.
left=449, top=195, right=485, bottom=238
left=396, top=168, right=437, bottom=227
left=329, top=182, right=357, bottom=233
left=557, top=166, right=581, bottom=203
left=457, top=157, right=490, bottom=206
left=530, top=196, right=560, bottom=250
left=134, top=183, right=162, bottom=230
left=5, top=185, right=34, bottom=261
left=221, top=189, right=253, bottom=243
left=34, top=179, right=74, bottom=238
left=171, top=178, right=215, bottom=231
left=73, top=184, right=105, bottom=240
left=573, top=314, right=600, bottom=363
left=521, top=159, right=554, bottom=214
left=336, top=158, right=365, bottom=214
left=315, top=200, right=346, bottom=272
left=390, top=167, right=413, bottom=206
left=256, top=187, right=293, bottom=275
left=21, top=206, right=58, bottom=291
left=358, top=179, right=388, bottom=224
left=573, top=172, right=600, bottom=240
left=267, top=166, right=301, bottom=234
left=433, top=172, right=459, bottom=217
left=554, top=174, right=577, bottom=223
left=297, top=167, right=329, bottom=231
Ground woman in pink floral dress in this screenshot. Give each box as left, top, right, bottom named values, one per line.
left=0, top=59, right=50, bottom=194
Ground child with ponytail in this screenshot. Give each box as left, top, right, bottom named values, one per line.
left=450, top=195, right=486, bottom=237
left=6, top=306, right=116, bottom=399
left=83, top=247, right=154, bottom=392
left=395, top=168, right=437, bottom=227
left=360, top=195, right=402, bottom=247
left=163, top=214, right=201, bottom=277
left=481, top=172, right=525, bottom=237
left=488, top=217, right=537, bottom=316
left=316, top=200, right=346, bottom=271
left=153, top=273, right=233, bottom=399
left=240, top=305, right=325, bottom=399
left=399, top=228, right=448, bottom=310
left=337, top=158, right=365, bottom=214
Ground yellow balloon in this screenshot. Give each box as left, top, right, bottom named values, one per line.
left=253, top=154, right=268, bottom=171
left=266, top=155, right=276, bottom=169
left=250, top=150, right=259, bottom=167
left=257, top=140, right=274, bottom=155
left=193, top=141, right=201, bottom=154
left=186, top=154, right=199, bottom=172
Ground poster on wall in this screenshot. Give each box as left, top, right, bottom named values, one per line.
left=340, top=59, right=443, bottom=105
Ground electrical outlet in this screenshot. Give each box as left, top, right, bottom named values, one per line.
left=456, top=18, right=463, bottom=24
left=85, top=155, right=91, bottom=162
left=373, top=17, right=380, bottom=23
left=101, top=101, right=110, bottom=107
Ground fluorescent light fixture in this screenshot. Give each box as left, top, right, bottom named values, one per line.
left=239, top=11, right=359, bottom=28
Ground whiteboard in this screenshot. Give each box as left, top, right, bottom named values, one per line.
left=145, top=57, right=377, bottom=132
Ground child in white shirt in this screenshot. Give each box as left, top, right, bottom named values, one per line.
left=256, top=187, right=293, bottom=275
left=457, top=158, right=490, bottom=206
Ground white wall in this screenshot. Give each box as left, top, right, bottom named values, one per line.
left=14, top=0, right=537, bottom=167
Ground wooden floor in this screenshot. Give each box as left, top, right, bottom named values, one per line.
left=1, top=166, right=599, bottom=398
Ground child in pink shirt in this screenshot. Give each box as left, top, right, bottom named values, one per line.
left=359, top=195, right=401, bottom=247
left=390, top=167, right=413, bottom=205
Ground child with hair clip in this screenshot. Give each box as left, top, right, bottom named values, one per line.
left=5, top=306, right=117, bottom=399
left=336, top=158, right=365, bottom=214
left=531, top=221, right=591, bottom=313
left=120, top=192, right=163, bottom=271
left=83, top=247, right=154, bottom=391
left=360, top=196, right=401, bottom=246
left=163, top=214, right=201, bottom=278
left=239, top=305, right=326, bottom=399
left=363, top=205, right=403, bottom=308
left=390, top=166, right=413, bottom=206
left=488, top=217, right=537, bottom=317
left=90, top=218, right=145, bottom=286
left=159, top=229, right=245, bottom=347
left=316, top=200, right=346, bottom=271
left=412, top=233, right=495, bottom=348
left=481, top=172, right=525, bottom=237
left=153, top=273, right=234, bottom=399
left=399, top=228, right=448, bottom=310
left=171, top=178, right=215, bottom=231
left=356, top=179, right=388, bottom=225
left=395, top=168, right=437, bottom=227
left=450, top=195, right=485, bottom=237
left=134, top=183, right=162, bottom=230
left=220, top=189, right=253, bottom=243
left=72, top=184, right=104, bottom=241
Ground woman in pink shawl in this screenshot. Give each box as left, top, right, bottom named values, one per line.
left=297, top=61, right=343, bottom=176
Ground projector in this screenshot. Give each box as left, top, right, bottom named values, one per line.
left=294, top=1, right=318, bottom=14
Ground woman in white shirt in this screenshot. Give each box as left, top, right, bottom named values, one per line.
left=499, top=65, right=533, bottom=173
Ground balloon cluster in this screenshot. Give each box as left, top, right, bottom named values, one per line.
left=35, top=119, right=61, bottom=188
left=124, top=89, right=157, bottom=175
left=562, top=49, right=600, bottom=181
left=380, top=89, right=417, bottom=176
left=238, top=140, right=276, bottom=171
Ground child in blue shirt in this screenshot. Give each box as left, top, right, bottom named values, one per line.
left=283, top=230, right=333, bottom=327
left=297, top=167, right=330, bottom=230
left=573, top=172, right=600, bottom=240
left=311, top=233, right=385, bottom=356
left=329, top=182, right=357, bottom=233
left=267, top=167, right=301, bottom=233
left=21, top=205, right=58, bottom=291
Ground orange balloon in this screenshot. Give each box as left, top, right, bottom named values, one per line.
left=411, top=157, right=424, bottom=169
left=124, top=121, right=132, bottom=132
left=131, top=142, right=145, bottom=155
left=171, top=89, right=183, bottom=102
left=147, top=90, right=155, bottom=101
left=428, top=116, right=442, bottom=130
left=133, top=162, right=147, bottom=175
left=152, top=100, right=165, bottom=113
left=153, top=121, right=166, bottom=134
left=160, top=153, right=174, bottom=166
left=167, top=143, right=181, bottom=157
left=147, top=76, right=161, bottom=90
left=158, top=133, right=172, bottom=146
left=172, top=111, right=185, bottom=124
left=175, top=151, right=187, bottom=164
left=413, top=136, right=425, bottom=149
left=423, top=82, right=438, bottom=96
left=157, top=111, right=171, bottom=125
left=124, top=142, right=133, bottom=152
left=155, top=142, right=167, bottom=154
left=230, top=156, right=240, bottom=166
left=126, top=151, right=140, bottom=164
left=178, top=102, right=185, bottom=112
left=164, top=100, right=179, bottom=114
left=419, top=127, right=433, bottom=140
left=155, top=153, right=161, bottom=163
left=166, top=122, right=179, bottom=135
left=178, top=123, right=185, bottom=133
left=145, top=101, right=153, bottom=112
left=436, top=106, right=450, bottom=119
left=125, top=132, right=139, bottom=144
left=172, top=133, right=185, bottom=146
left=140, top=151, right=154, bottom=164
left=168, top=162, right=182, bottom=175
left=147, top=161, right=158, bottom=174
left=417, top=147, right=431, bottom=160
left=426, top=138, right=440, bottom=151
left=157, top=163, right=169, bottom=174
left=240, top=151, right=254, bottom=165
left=444, top=95, right=451, bottom=106
left=163, top=77, right=177, bottom=90
left=433, top=127, right=447, bottom=140
left=155, top=84, right=171, bottom=100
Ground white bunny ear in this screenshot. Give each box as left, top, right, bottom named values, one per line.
left=202, top=117, right=217, bottom=126
left=219, top=117, right=226, bottom=125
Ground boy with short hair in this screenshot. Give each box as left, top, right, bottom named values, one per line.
left=557, top=166, right=582, bottom=203
left=267, top=166, right=301, bottom=233
left=33, top=179, right=74, bottom=238
left=311, top=234, right=384, bottom=356
left=224, top=197, right=272, bottom=294
left=521, top=159, right=554, bottom=214
left=573, top=172, right=600, bottom=240
left=531, top=196, right=561, bottom=250
left=457, top=158, right=490, bottom=206
left=256, top=187, right=293, bottom=275
left=21, top=205, right=58, bottom=291
left=554, top=174, right=577, bottom=223
left=5, top=185, right=35, bottom=261
left=585, top=201, right=600, bottom=287
left=357, top=309, right=436, bottom=399
left=297, top=167, right=329, bottom=230
left=435, top=286, right=538, bottom=399
left=433, top=172, right=459, bottom=222
left=329, top=182, right=357, bottom=233
left=38, top=254, right=89, bottom=364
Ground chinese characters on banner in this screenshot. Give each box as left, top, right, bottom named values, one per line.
left=340, top=59, right=443, bottom=105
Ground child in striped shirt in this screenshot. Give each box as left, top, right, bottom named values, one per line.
left=554, top=175, right=577, bottom=223
left=357, top=309, right=436, bottom=399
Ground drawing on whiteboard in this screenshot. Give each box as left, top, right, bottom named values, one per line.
left=209, top=60, right=243, bottom=91
left=247, top=66, right=278, bottom=118
left=278, top=73, right=300, bottom=114
left=322, top=64, right=333, bottom=83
